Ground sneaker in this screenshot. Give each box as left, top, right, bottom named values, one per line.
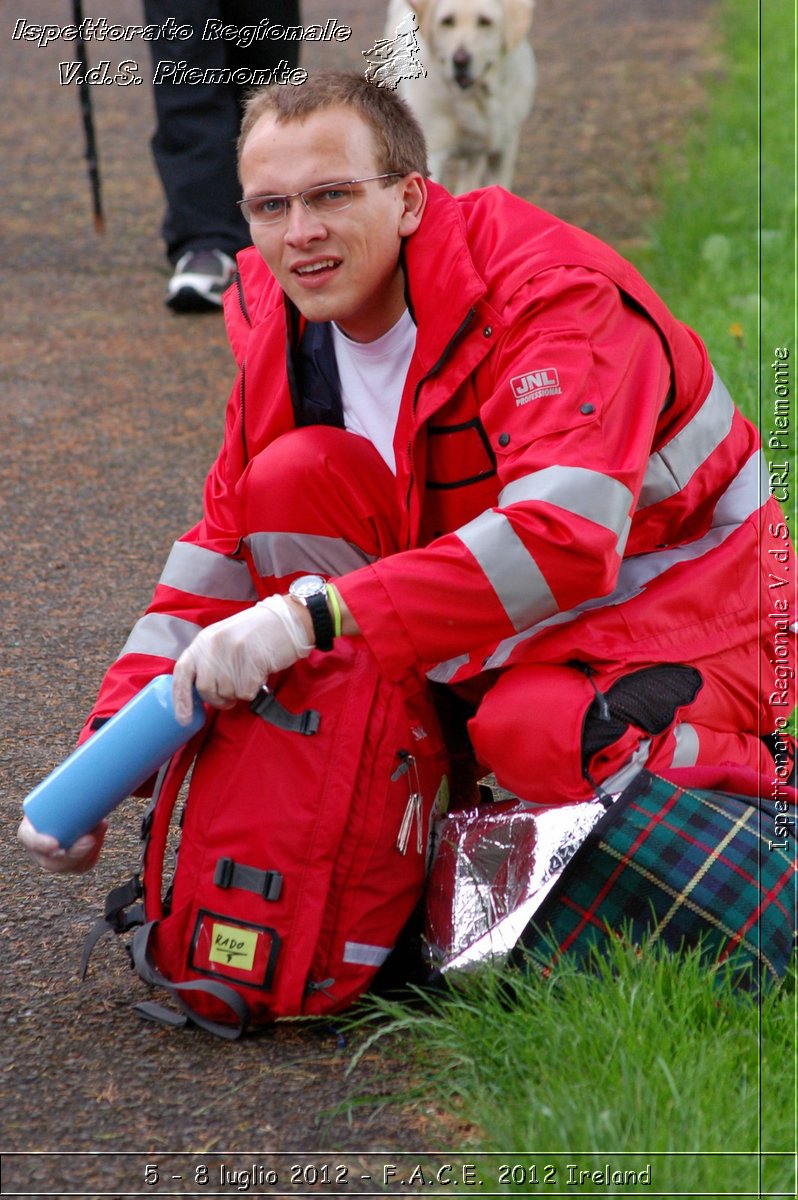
left=166, top=249, right=236, bottom=312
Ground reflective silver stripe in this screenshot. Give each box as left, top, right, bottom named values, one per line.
left=451, top=468, right=631, bottom=644
left=601, top=738, right=651, bottom=795
left=463, top=449, right=765, bottom=674
left=428, top=653, right=472, bottom=685
left=590, top=451, right=762, bottom=601
left=118, top=613, right=201, bottom=662
left=714, top=448, right=767, bottom=525
left=639, top=371, right=735, bottom=508
left=671, top=723, right=699, bottom=768
left=498, top=466, right=633, bottom=543
left=245, top=532, right=375, bottom=578
left=342, top=942, right=391, bottom=967
left=616, top=514, right=632, bottom=558
left=455, top=509, right=558, bottom=632
left=159, top=541, right=257, bottom=602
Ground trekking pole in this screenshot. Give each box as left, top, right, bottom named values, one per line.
left=72, top=0, right=105, bottom=232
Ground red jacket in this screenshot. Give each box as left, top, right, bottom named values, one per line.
left=84, top=184, right=794, bottom=733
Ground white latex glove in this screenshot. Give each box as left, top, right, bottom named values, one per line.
left=172, top=594, right=313, bottom=724
left=17, top=815, right=108, bottom=874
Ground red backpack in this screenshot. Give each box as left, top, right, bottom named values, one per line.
left=83, top=640, right=450, bottom=1038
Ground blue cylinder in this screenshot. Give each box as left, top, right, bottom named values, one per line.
left=23, top=674, right=206, bottom=848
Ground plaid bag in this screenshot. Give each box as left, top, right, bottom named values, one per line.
left=514, top=770, right=797, bottom=992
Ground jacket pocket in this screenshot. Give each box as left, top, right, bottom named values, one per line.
left=425, top=417, right=497, bottom=490
left=421, top=418, right=498, bottom=540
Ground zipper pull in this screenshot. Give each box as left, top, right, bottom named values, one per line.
left=397, top=790, right=423, bottom=854
left=413, top=790, right=423, bottom=854
left=391, top=757, right=410, bottom=782
left=395, top=752, right=424, bottom=854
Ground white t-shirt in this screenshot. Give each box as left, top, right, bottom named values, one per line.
left=331, top=308, right=416, bottom=475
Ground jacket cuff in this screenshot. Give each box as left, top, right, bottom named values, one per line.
left=334, top=566, right=422, bottom=684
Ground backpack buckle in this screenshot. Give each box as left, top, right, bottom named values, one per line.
left=214, top=857, right=235, bottom=889
left=214, top=857, right=283, bottom=902
left=260, top=871, right=283, bottom=902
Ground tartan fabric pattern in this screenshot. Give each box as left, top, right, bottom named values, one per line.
left=518, top=771, right=797, bottom=991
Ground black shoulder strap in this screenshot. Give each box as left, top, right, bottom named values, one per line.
left=78, top=756, right=188, bottom=980
left=131, top=921, right=250, bottom=1040
left=79, top=875, right=144, bottom=980
left=249, top=687, right=320, bottom=735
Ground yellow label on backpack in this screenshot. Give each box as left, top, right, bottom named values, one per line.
left=209, top=923, right=258, bottom=973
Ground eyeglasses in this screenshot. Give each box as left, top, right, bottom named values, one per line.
left=237, top=174, right=403, bottom=225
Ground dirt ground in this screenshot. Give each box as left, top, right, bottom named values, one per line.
left=1, top=0, right=719, bottom=1194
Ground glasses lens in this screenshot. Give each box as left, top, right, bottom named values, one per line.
left=243, top=196, right=287, bottom=224
left=303, top=183, right=354, bottom=214
left=241, top=178, right=383, bottom=224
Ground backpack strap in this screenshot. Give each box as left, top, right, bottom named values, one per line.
left=213, top=857, right=284, bottom=901
left=249, top=687, right=320, bottom=735
left=79, top=755, right=177, bottom=979
left=80, top=727, right=210, bottom=979
left=130, top=920, right=250, bottom=1040
left=79, top=875, right=144, bottom=979
left=142, top=726, right=212, bottom=922
left=131, top=716, right=256, bottom=1039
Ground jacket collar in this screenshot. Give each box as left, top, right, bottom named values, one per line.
left=225, top=181, right=488, bottom=366
left=402, top=182, right=487, bottom=371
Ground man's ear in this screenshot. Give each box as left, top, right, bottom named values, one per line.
left=398, top=174, right=428, bottom=237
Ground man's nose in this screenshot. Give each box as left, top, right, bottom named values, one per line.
left=283, top=198, right=327, bottom=244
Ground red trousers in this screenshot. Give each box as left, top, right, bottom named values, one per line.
left=240, top=426, right=773, bottom=806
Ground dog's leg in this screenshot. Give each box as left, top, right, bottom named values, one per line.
left=486, top=135, right=521, bottom=190
left=453, top=155, right=490, bottom=194
left=427, top=148, right=451, bottom=184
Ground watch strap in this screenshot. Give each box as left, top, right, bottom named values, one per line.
left=305, top=590, right=334, bottom=652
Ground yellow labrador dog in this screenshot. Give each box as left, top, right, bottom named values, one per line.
left=385, top=0, right=536, bottom=193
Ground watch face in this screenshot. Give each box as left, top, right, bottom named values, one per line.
left=290, top=574, right=326, bottom=600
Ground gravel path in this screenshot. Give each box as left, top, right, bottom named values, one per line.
left=1, top=0, right=718, bottom=1193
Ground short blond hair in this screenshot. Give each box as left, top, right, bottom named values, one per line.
left=238, top=71, right=428, bottom=179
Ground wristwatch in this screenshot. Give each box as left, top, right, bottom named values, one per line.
left=288, top=574, right=334, bottom=652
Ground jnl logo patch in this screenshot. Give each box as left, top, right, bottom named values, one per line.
left=511, top=368, right=562, bottom=404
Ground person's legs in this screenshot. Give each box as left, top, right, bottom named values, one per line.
left=143, top=0, right=300, bottom=308
left=468, top=642, right=771, bottom=806
left=238, top=428, right=774, bottom=805
left=238, top=426, right=404, bottom=592
left=144, top=0, right=249, bottom=265
left=224, top=0, right=301, bottom=104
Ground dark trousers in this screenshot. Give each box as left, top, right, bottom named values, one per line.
left=143, top=0, right=301, bottom=262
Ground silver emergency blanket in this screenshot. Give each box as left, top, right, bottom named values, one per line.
left=424, top=797, right=607, bottom=977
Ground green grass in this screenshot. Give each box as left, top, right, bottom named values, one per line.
left=626, top=0, right=796, bottom=435
left=627, top=0, right=796, bottom=735
left=350, top=945, right=796, bottom=1196
left=342, top=5, right=797, bottom=1193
